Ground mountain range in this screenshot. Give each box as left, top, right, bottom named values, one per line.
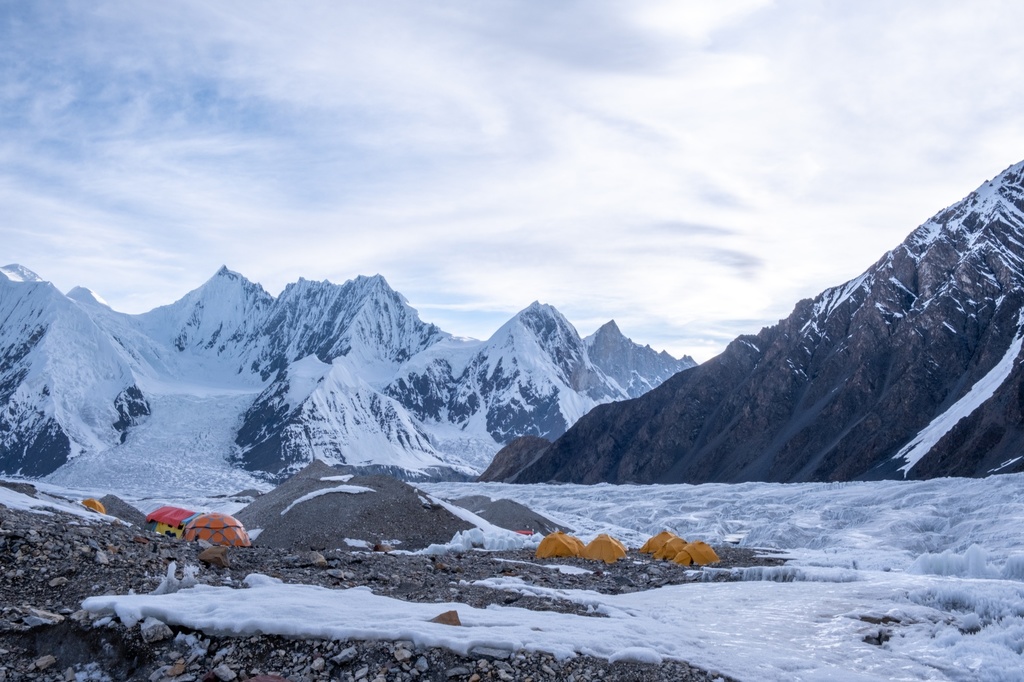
left=484, top=160, right=1024, bottom=484
left=0, top=264, right=693, bottom=482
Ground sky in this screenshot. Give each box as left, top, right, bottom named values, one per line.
left=3, top=1, right=1024, bottom=362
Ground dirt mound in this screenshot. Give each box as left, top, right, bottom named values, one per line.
left=98, top=494, right=146, bottom=527
left=450, top=495, right=570, bottom=535
left=235, top=461, right=474, bottom=551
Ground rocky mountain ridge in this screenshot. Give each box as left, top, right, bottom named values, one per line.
left=486, top=160, right=1024, bottom=484
left=0, top=265, right=694, bottom=482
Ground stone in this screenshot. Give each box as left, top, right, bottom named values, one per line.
left=198, top=546, right=230, bottom=568
left=140, top=616, right=173, bottom=643
left=446, top=667, right=471, bottom=678
left=94, top=550, right=110, bottom=565
left=24, top=608, right=64, bottom=626
left=394, top=648, right=413, bottom=663
left=429, top=610, right=461, bottom=626
left=212, top=664, right=237, bottom=680
left=34, top=655, right=57, bottom=671
left=470, top=646, right=511, bottom=660
left=332, top=647, right=358, bottom=664
left=414, top=656, right=429, bottom=672
left=48, top=576, right=69, bottom=587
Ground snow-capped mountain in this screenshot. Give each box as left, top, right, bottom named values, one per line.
left=0, top=266, right=149, bottom=476
left=489, top=160, right=1024, bottom=485
left=0, top=265, right=687, bottom=482
left=385, top=304, right=696, bottom=467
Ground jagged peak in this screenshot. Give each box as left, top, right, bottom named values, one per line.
left=213, top=265, right=244, bottom=280
left=66, top=286, right=110, bottom=308
left=0, top=263, right=43, bottom=283
left=907, top=159, right=1024, bottom=250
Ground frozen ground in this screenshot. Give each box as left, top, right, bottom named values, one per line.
left=9, top=473, right=1024, bottom=680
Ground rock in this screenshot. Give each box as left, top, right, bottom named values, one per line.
left=470, top=647, right=511, bottom=660
left=94, top=550, right=110, bottom=565
left=199, top=546, right=231, bottom=568
left=24, top=608, right=65, bottom=626
left=446, top=667, right=471, bottom=678
left=212, top=663, right=237, bottom=680
left=48, top=576, right=69, bottom=587
left=140, top=616, right=174, bottom=643
left=34, top=655, right=57, bottom=671
left=414, top=656, right=429, bottom=672
left=429, top=610, right=461, bottom=626
left=304, top=551, right=327, bottom=568
left=394, top=647, right=413, bottom=663
left=332, top=647, right=357, bottom=664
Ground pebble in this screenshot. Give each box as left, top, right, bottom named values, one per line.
left=0, top=497, right=770, bottom=682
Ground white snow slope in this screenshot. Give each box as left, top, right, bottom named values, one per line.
left=13, top=472, right=1024, bottom=681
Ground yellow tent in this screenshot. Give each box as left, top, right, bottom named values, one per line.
left=581, top=534, right=627, bottom=564
left=639, top=531, right=679, bottom=554
left=82, top=498, right=106, bottom=514
left=672, top=549, right=694, bottom=565
left=653, top=536, right=689, bottom=561
left=683, top=541, right=720, bottom=565
left=535, top=531, right=584, bottom=559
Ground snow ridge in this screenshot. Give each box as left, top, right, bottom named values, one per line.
left=0, top=266, right=687, bottom=485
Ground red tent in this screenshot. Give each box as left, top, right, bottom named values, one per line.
left=146, top=506, right=199, bottom=538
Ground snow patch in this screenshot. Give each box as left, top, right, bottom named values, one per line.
left=894, top=312, right=1024, bottom=475
left=280, top=484, right=375, bottom=515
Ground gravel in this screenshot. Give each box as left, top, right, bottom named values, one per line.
left=234, top=462, right=475, bottom=551
left=0, top=492, right=784, bottom=681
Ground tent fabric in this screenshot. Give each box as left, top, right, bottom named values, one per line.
left=535, top=531, right=584, bottom=559
left=653, top=536, right=689, bottom=561
left=81, top=498, right=106, bottom=514
left=145, top=506, right=199, bottom=538
left=582, top=534, right=627, bottom=564
left=672, top=549, right=694, bottom=565
left=683, top=541, right=720, bottom=565
left=184, top=512, right=252, bottom=547
left=639, top=531, right=679, bottom=554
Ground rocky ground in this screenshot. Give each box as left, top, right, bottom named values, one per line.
left=0, top=499, right=785, bottom=682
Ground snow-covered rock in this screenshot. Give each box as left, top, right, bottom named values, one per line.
left=0, top=266, right=686, bottom=482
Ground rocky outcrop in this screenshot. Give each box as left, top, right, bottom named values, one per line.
left=496, top=161, right=1024, bottom=484
left=585, top=321, right=696, bottom=398
left=477, top=436, right=551, bottom=482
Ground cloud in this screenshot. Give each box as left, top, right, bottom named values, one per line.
left=3, top=1, right=1024, bottom=362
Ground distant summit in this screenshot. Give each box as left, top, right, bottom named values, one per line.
left=0, top=263, right=43, bottom=282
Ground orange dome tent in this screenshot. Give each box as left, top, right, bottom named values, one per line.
left=653, top=536, right=689, bottom=561
left=535, top=531, right=584, bottom=559
left=672, top=549, right=694, bottom=565
left=582, top=534, right=627, bottom=564
left=639, top=531, right=678, bottom=554
left=81, top=498, right=106, bottom=514
left=683, top=540, right=720, bottom=565
left=183, top=512, right=251, bottom=547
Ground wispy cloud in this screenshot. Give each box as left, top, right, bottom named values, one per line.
left=3, top=1, right=1024, bottom=361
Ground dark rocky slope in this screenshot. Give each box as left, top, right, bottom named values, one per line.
left=496, top=161, right=1024, bottom=484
